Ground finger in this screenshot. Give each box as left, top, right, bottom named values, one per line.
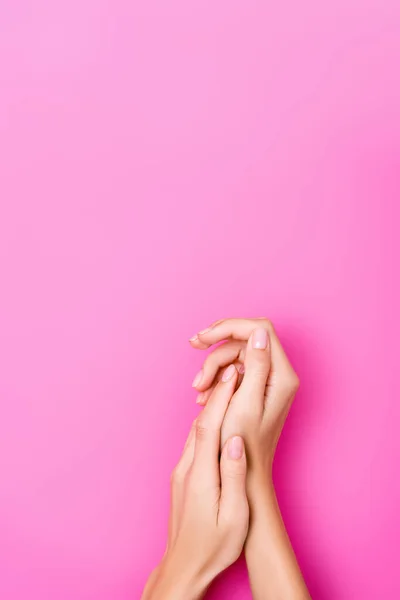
left=196, top=383, right=215, bottom=406
left=238, top=327, right=272, bottom=412
left=195, top=317, right=270, bottom=347
left=192, top=341, right=245, bottom=392
left=219, top=436, right=249, bottom=528
left=196, top=360, right=244, bottom=406
left=188, top=336, right=209, bottom=349
left=197, top=318, right=300, bottom=421
left=176, top=418, right=197, bottom=477
left=169, top=419, right=197, bottom=544
left=196, top=317, right=295, bottom=386
left=191, top=364, right=238, bottom=487
left=189, top=319, right=224, bottom=348
left=142, top=566, right=161, bottom=599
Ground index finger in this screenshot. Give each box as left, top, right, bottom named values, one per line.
left=191, top=364, right=238, bottom=487
left=192, top=317, right=295, bottom=383
left=191, top=317, right=272, bottom=347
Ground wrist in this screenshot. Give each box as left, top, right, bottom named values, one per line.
left=247, top=449, right=274, bottom=491
left=245, top=459, right=280, bottom=535
left=149, top=552, right=207, bottom=600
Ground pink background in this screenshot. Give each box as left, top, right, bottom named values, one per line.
left=0, top=1, right=399, bottom=598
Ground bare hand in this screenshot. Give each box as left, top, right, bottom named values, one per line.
left=143, top=363, right=249, bottom=600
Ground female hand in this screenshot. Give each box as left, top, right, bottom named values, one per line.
left=142, top=363, right=249, bottom=600
left=190, top=317, right=300, bottom=473
left=190, top=318, right=310, bottom=600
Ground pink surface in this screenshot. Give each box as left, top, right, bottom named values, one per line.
left=0, top=1, right=399, bottom=598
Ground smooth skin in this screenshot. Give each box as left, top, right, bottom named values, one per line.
left=142, top=363, right=249, bottom=599
left=142, top=317, right=310, bottom=599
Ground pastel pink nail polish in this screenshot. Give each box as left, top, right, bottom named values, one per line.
left=252, top=328, right=268, bottom=350
left=196, top=393, right=204, bottom=404
left=222, top=364, right=236, bottom=382
left=228, top=436, right=244, bottom=460
left=192, top=370, right=203, bottom=388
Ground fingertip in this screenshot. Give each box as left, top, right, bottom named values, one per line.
left=192, top=366, right=215, bottom=392
left=195, top=380, right=210, bottom=392
left=195, top=334, right=212, bottom=347
left=221, top=363, right=237, bottom=382
left=196, top=393, right=205, bottom=405
left=196, top=323, right=219, bottom=345
left=189, top=336, right=210, bottom=349
left=192, top=369, right=203, bottom=389
left=196, top=386, right=214, bottom=406
left=190, top=324, right=215, bottom=345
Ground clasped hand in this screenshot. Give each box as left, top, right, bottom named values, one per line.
left=142, top=318, right=309, bottom=600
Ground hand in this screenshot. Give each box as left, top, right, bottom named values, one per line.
left=142, top=364, right=249, bottom=600
left=190, top=318, right=309, bottom=600
left=190, top=317, right=300, bottom=474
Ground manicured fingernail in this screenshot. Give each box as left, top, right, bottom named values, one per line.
left=252, top=328, right=268, bottom=350
left=189, top=334, right=198, bottom=342
left=238, top=364, right=245, bottom=375
left=228, top=436, right=244, bottom=460
left=196, top=393, right=204, bottom=404
left=192, top=370, right=203, bottom=388
left=222, top=364, right=236, bottom=382
left=198, top=326, right=213, bottom=335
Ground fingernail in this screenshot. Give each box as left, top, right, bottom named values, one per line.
left=198, top=326, right=213, bottom=335
left=252, top=328, right=268, bottom=350
left=228, top=436, right=244, bottom=460
left=196, top=393, right=204, bottom=404
left=189, top=334, right=198, bottom=342
left=222, top=364, right=236, bottom=382
left=238, top=364, right=245, bottom=375
left=192, top=370, right=203, bottom=388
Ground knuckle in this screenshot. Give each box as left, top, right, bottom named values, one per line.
left=279, top=371, right=300, bottom=400
left=223, top=461, right=246, bottom=480
left=287, top=371, right=300, bottom=396
left=245, top=358, right=269, bottom=384
left=170, top=465, right=184, bottom=486
left=249, top=356, right=269, bottom=373
left=292, top=372, right=300, bottom=392
left=258, top=317, right=274, bottom=333
left=195, top=419, right=209, bottom=441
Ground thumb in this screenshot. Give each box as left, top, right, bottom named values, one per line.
left=219, top=436, right=248, bottom=525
